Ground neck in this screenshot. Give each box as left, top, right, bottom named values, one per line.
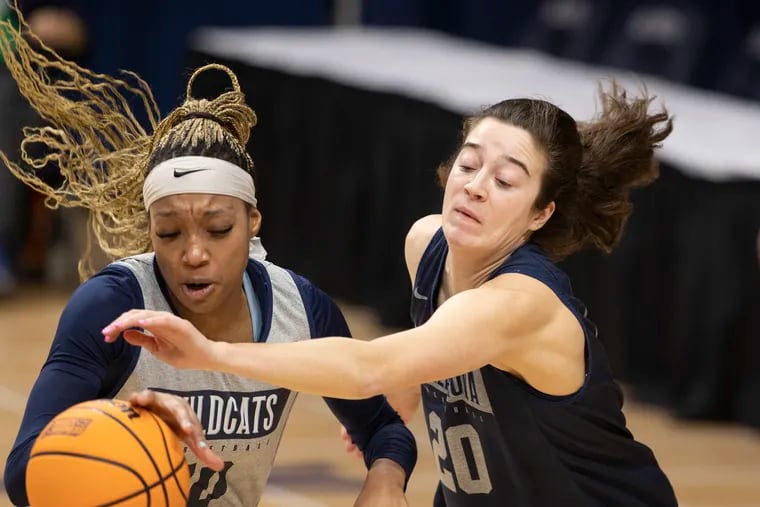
left=440, top=239, right=526, bottom=303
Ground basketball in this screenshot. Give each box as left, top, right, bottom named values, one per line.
left=26, top=399, right=190, bottom=507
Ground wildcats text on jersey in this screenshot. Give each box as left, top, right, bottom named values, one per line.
left=153, top=388, right=290, bottom=440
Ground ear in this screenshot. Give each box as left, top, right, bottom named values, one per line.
left=248, top=206, right=262, bottom=237
left=528, top=201, right=555, bottom=232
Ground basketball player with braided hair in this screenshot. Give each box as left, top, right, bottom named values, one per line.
left=1, top=12, right=416, bottom=507
left=107, top=80, right=680, bottom=504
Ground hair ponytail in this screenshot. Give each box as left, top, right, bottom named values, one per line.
left=529, top=81, right=673, bottom=260
left=571, top=82, right=672, bottom=254
left=0, top=10, right=256, bottom=279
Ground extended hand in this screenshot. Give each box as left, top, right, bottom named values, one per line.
left=340, top=424, right=364, bottom=459
left=102, top=310, right=216, bottom=371
left=129, top=389, right=224, bottom=472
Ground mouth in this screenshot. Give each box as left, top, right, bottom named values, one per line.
left=454, top=207, right=481, bottom=224
left=181, top=282, right=215, bottom=302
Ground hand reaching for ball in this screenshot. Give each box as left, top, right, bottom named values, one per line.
left=130, top=389, right=224, bottom=472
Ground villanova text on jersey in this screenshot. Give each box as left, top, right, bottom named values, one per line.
left=425, top=370, right=494, bottom=496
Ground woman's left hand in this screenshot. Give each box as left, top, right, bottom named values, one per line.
left=129, top=389, right=224, bottom=472
left=102, top=310, right=215, bottom=371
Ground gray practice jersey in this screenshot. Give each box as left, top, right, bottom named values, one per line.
left=114, top=254, right=308, bottom=506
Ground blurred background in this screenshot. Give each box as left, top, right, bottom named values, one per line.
left=1, top=1, right=759, bottom=506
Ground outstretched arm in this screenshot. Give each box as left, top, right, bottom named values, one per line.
left=103, top=278, right=558, bottom=399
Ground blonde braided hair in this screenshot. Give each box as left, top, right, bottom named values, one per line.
left=0, top=10, right=257, bottom=280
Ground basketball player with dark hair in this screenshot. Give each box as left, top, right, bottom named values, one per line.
left=107, top=83, right=679, bottom=506
left=0, top=13, right=416, bottom=507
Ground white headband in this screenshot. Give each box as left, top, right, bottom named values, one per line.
left=143, top=156, right=257, bottom=210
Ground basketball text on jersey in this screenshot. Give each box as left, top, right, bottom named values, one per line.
left=428, top=370, right=493, bottom=414
left=153, top=387, right=290, bottom=440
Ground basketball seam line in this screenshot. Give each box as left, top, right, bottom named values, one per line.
left=99, top=457, right=189, bottom=507
left=88, top=406, right=169, bottom=507
left=147, top=410, right=189, bottom=502
left=29, top=450, right=151, bottom=503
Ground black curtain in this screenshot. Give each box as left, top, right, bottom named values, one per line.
left=186, top=51, right=760, bottom=427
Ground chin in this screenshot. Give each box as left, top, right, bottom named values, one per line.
left=178, top=300, right=214, bottom=316
left=442, top=222, right=482, bottom=250
left=174, top=291, right=219, bottom=316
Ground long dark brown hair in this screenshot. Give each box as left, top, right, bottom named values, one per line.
left=438, top=81, right=673, bottom=260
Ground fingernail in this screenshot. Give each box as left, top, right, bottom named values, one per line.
left=181, top=420, right=192, bottom=429
left=102, top=326, right=112, bottom=334
left=198, top=440, right=208, bottom=448
left=138, top=319, right=147, bottom=325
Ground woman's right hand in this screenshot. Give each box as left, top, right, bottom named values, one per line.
left=129, top=389, right=224, bottom=471
left=340, top=425, right=364, bottom=459
left=103, top=310, right=215, bottom=371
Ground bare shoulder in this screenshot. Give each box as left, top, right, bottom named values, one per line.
left=486, top=272, right=582, bottom=337
left=406, top=214, right=441, bottom=251
left=486, top=271, right=558, bottom=296
left=404, top=214, right=441, bottom=284
left=486, top=273, right=586, bottom=395
left=479, top=273, right=565, bottom=325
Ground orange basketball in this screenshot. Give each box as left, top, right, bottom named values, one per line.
left=26, top=399, right=190, bottom=507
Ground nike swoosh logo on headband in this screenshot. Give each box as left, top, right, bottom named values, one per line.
left=173, top=168, right=209, bottom=177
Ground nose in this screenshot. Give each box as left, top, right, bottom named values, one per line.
left=182, top=236, right=210, bottom=267
left=463, top=172, right=486, bottom=201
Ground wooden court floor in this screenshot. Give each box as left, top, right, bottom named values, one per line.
left=1, top=287, right=759, bottom=506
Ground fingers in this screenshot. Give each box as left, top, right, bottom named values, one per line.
left=130, top=389, right=200, bottom=438
left=102, top=309, right=152, bottom=343
left=122, top=329, right=159, bottom=353
left=340, top=425, right=364, bottom=459
left=129, top=390, right=224, bottom=472
left=344, top=441, right=363, bottom=458
left=193, top=440, right=225, bottom=473
left=346, top=442, right=363, bottom=458
left=102, top=310, right=178, bottom=343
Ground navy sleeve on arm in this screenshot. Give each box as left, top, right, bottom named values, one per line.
left=290, top=272, right=417, bottom=484
left=3, top=266, right=142, bottom=506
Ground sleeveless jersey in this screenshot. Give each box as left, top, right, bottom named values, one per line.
left=5, top=253, right=416, bottom=507
left=411, top=229, right=677, bottom=507
left=113, top=254, right=307, bottom=507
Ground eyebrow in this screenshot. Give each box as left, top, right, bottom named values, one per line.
left=462, top=142, right=531, bottom=177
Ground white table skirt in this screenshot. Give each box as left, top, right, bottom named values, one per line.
left=192, top=26, right=760, bottom=182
